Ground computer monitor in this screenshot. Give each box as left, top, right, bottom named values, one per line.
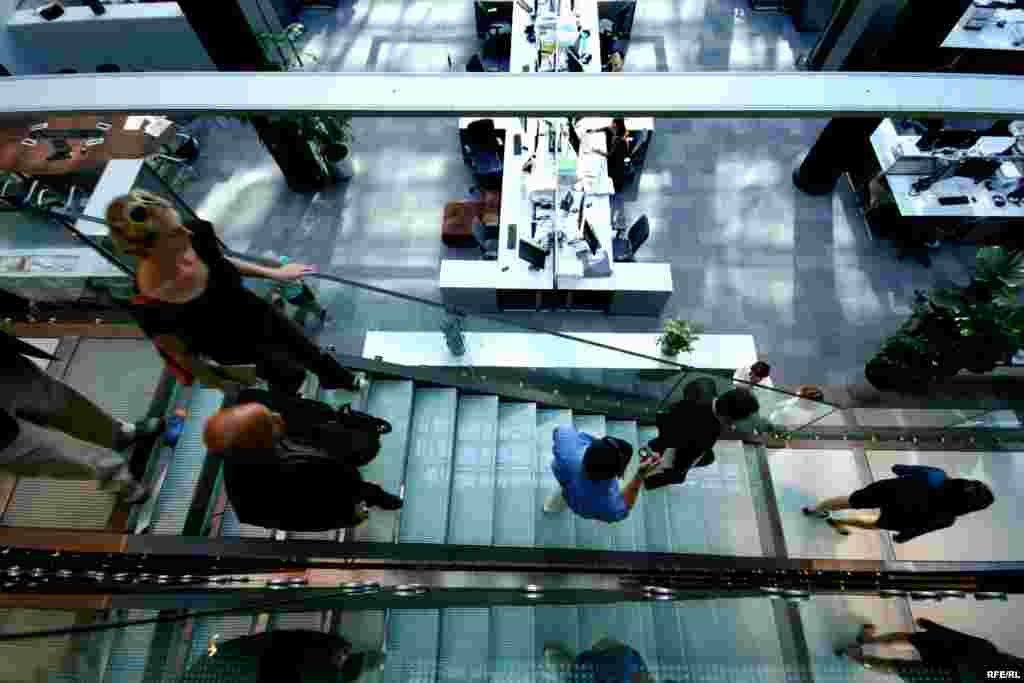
left=519, top=238, right=547, bottom=268
left=916, top=129, right=981, bottom=152
left=582, top=221, right=600, bottom=255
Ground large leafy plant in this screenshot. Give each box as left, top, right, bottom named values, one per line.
left=866, top=247, right=1024, bottom=393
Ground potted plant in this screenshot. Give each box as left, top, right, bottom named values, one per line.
left=441, top=313, right=467, bottom=356
left=865, top=247, right=1024, bottom=393
left=657, top=319, right=703, bottom=357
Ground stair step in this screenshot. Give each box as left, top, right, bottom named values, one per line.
left=447, top=395, right=500, bottom=546
left=494, top=401, right=537, bottom=547
left=534, top=605, right=580, bottom=674
left=334, top=610, right=386, bottom=652
left=491, top=607, right=536, bottom=683
left=534, top=408, right=575, bottom=549
left=383, top=609, right=441, bottom=683
left=571, top=414, right=609, bottom=551
left=356, top=380, right=415, bottom=543
left=271, top=611, right=328, bottom=632
left=637, top=425, right=671, bottom=553
left=438, top=608, right=490, bottom=683
left=220, top=504, right=274, bottom=539
left=605, top=419, right=642, bottom=552
left=651, top=602, right=687, bottom=675
left=102, top=609, right=158, bottom=683
left=152, top=387, right=224, bottom=535
left=399, top=388, right=459, bottom=543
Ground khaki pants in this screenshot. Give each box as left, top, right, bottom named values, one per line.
left=0, top=354, right=135, bottom=493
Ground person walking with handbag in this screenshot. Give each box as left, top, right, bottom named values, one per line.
left=543, top=424, right=662, bottom=521
left=837, top=619, right=1023, bottom=682
left=107, top=190, right=364, bottom=395
left=0, top=332, right=159, bottom=503
left=803, top=464, right=994, bottom=542
left=204, top=399, right=402, bottom=532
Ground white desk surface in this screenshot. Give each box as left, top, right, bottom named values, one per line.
left=870, top=119, right=1024, bottom=219
left=941, top=6, right=1024, bottom=51
left=510, top=0, right=602, bottom=73
left=363, top=331, right=757, bottom=370
left=0, top=247, right=124, bottom=279
left=557, top=261, right=673, bottom=291
left=76, top=159, right=145, bottom=237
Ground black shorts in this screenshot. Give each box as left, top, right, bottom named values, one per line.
left=848, top=479, right=907, bottom=530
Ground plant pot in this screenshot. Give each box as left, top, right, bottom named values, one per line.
left=660, top=342, right=681, bottom=357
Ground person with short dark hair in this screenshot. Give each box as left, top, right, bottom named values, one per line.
left=643, top=387, right=759, bottom=491
left=734, top=361, right=771, bottom=387
left=803, top=464, right=994, bottom=542
left=543, top=425, right=662, bottom=521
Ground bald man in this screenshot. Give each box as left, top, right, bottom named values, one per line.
left=204, top=401, right=402, bottom=532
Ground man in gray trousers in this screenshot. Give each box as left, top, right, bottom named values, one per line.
left=0, top=331, right=159, bottom=504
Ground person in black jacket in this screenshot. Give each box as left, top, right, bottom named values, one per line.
left=0, top=332, right=158, bottom=503
left=643, top=386, right=759, bottom=491
left=803, top=464, right=994, bottom=543
left=180, top=629, right=383, bottom=683
left=106, top=190, right=364, bottom=396
left=204, top=400, right=402, bottom=532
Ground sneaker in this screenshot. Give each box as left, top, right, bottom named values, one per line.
left=543, top=491, right=567, bottom=514
left=802, top=507, right=828, bottom=519
left=122, top=481, right=152, bottom=506
left=85, top=0, right=106, bottom=15
left=114, top=417, right=165, bottom=451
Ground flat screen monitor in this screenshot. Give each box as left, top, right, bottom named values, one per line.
left=519, top=238, right=547, bottom=268
left=917, top=129, right=981, bottom=152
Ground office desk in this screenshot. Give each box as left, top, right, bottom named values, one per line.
left=510, top=0, right=602, bottom=73
left=942, top=5, right=1024, bottom=51
left=869, top=119, right=1024, bottom=221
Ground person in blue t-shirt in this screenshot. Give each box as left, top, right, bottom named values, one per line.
left=544, top=638, right=653, bottom=683
left=802, top=464, right=994, bottom=543
left=543, top=424, right=662, bottom=522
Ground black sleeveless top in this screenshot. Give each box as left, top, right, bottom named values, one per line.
left=129, top=220, right=268, bottom=364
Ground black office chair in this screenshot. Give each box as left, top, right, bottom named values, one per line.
left=612, top=215, right=650, bottom=262
left=471, top=219, right=499, bottom=260
left=463, top=118, right=503, bottom=181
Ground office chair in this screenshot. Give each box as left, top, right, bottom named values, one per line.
left=463, top=118, right=503, bottom=181
left=466, top=54, right=486, bottom=72
left=471, top=219, right=500, bottom=260
left=612, top=215, right=649, bottom=262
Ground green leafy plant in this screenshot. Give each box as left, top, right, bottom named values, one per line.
left=866, top=247, right=1024, bottom=394
left=256, top=23, right=320, bottom=71
left=657, top=319, right=703, bottom=356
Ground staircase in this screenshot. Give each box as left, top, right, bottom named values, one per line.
left=96, top=371, right=779, bottom=681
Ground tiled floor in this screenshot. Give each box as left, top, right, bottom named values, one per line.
left=169, top=0, right=983, bottom=397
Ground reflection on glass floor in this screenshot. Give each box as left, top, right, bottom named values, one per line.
left=28, top=595, right=1015, bottom=682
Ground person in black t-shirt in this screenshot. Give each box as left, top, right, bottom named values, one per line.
left=204, top=401, right=402, bottom=532
left=106, top=191, right=364, bottom=396
left=643, top=386, right=759, bottom=491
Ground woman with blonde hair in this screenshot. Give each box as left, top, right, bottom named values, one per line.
left=107, top=191, right=362, bottom=395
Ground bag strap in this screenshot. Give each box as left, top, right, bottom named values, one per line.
left=338, top=404, right=392, bottom=434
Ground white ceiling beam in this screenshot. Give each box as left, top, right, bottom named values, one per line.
left=0, top=72, right=1021, bottom=118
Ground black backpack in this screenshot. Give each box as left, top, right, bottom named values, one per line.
left=235, top=389, right=391, bottom=466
